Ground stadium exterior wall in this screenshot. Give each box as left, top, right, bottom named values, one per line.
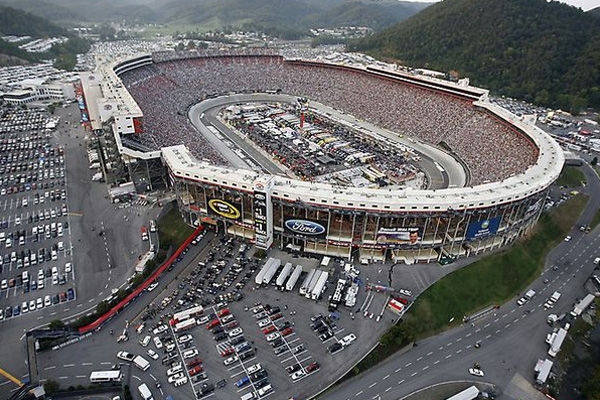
left=110, top=53, right=563, bottom=264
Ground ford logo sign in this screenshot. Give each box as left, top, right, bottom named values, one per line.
left=285, top=219, right=326, bottom=236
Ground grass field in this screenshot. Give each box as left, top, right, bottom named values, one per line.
left=556, top=166, right=586, bottom=188
left=351, top=194, right=588, bottom=374
left=157, top=207, right=195, bottom=249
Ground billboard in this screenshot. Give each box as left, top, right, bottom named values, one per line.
left=208, top=198, right=241, bottom=220
left=284, top=219, right=327, bottom=238
left=465, top=217, right=501, bottom=240
left=376, top=227, right=422, bottom=246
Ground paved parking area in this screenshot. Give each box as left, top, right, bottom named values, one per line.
left=0, top=107, right=78, bottom=321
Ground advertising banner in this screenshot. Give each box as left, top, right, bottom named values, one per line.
left=208, top=198, right=241, bottom=220
left=284, top=218, right=327, bottom=238
left=465, top=217, right=501, bottom=240
left=376, top=227, right=422, bottom=245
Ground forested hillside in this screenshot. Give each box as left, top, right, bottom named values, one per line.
left=350, top=0, right=600, bottom=112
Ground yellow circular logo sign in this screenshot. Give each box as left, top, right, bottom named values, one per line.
left=208, top=199, right=241, bottom=220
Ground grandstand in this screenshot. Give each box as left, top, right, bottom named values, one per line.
left=81, top=49, right=564, bottom=264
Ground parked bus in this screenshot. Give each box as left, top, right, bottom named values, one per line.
left=89, top=370, right=123, bottom=383
left=170, top=305, right=203, bottom=325
left=445, top=385, right=479, bottom=400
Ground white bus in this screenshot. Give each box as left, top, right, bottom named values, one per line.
left=89, top=370, right=123, bottom=383
left=445, top=385, right=479, bottom=400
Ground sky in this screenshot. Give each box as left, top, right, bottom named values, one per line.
left=411, top=0, right=598, bottom=11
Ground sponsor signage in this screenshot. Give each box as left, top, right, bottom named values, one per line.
left=465, top=217, right=501, bottom=240
left=376, top=227, right=422, bottom=246
left=208, top=199, right=241, bottom=220
left=284, top=219, right=327, bottom=237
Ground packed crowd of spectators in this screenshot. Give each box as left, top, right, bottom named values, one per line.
left=119, top=53, right=537, bottom=185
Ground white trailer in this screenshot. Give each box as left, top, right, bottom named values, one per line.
left=570, top=293, right=596, bottom=317
left=133, top=355, right=150, bottom=371
left=311, top=271, right=329, bottom=300
left=276, top=262, right=293, bottom=287
left=286, top=265, right=303, bottom=292
left=548, top=328, right=568, bottom=357
left=262, top=258, right=281, bottom=285
left=304, top=270, right=322, bottom=297
left=299, top=269, right=316, bottom=295
left=255, top=258, right=275, bottom=285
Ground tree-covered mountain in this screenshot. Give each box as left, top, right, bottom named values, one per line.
left=0, top=5, right=89, bottom=69
left=0, top=0, right=430, bottom=32
left=349, top=0, right=600, bottom=113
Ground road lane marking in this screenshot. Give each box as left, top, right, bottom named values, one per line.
left=411, top=372, right=418, bottom=377
left=486, top=334, right=492, bottom=339
left=385, top=387, right=391, bottom=392
left=446, top=342, right=453, bottom=346
left=456, top=349, right=462, bottom=354
left=82, top=363, right=92, bottom=366
left=417, top=357, right=423, bottom=361
left=446, top=354, right=452, bottom=359
left=405, top=363, right=412, bottom=367
left=44, top=366, right=56, bottom=370
left=465, top=333, right=472, bottom=337
left=422, top=366, right=429, bottom=371
left=383, top=374, right=390, bottom=380
left=63, top=364, right=74, bottom=367
left=355, top=391, right=363, bottom=396
left=369, top=382, right=377, bottom=388
left=434, top=360, right=440, bottom=364
left=395, top=367, right=402, bottom=373
left=427, top=351, right=433, bottom=356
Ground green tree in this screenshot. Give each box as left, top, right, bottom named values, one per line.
left=592, top=157, right=598, bottom=166
left=44, top=380, right=60, bottom=393
left=48, top=319, right=65, bottom=330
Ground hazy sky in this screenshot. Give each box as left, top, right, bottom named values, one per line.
left=412, top=0, right=597, bottom=11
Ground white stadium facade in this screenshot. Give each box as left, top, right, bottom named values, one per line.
left=81, top=50, right=564, bottom=264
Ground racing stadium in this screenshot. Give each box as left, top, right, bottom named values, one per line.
left=80, top=49, right=564, bottom=264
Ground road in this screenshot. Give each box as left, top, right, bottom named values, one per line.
left=320, top=162, right=600, bottom=400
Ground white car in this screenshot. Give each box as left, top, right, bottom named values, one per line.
left=116, top=351, right=135, bottom=362
left=564, top=235, right=572, bottom=242
left=258, top=318, right=271, bottom=328
left=153, top=336, right=163, bottom=349
left=147, top=349, right=159, bottom=360
left=183, top=349, right=199, bottom=359
left=147, top=282, right=159, bottom=292
left=153, top=325, right=168, bottom=335
left=247, top=363, right=262, bottom=374
left=223, top=355, right=238, bottom=366
left=36, top=297, right=43, bottom=309
left=266, top=332, right=281, bottom=342
left=167, top=372, right=185, bottom=383
left=178, top=334, right=193, bottom=344
left=468, top=368, right=484, bottom=377
left=291, top=370, right=306, bottom=381
left=167, top=365, right=183, bottom=376
left=340, top=333, right=357, bottom=347
left=65, top=262, right=72, bottom=273
left=228, top=327, right=243, bottom=338
left=44, top=295, right=51, bottom=307
left=140, top=335, right=151, bottom=347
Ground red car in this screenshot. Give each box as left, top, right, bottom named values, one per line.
left=186, top=358, right=202, bottom=368
left=306, top=362, right=320, bottom=373
left=270, top=313, right=283, bottom=321
left=206, top=319, right=220, bottom=330
left=224, top=321, right=239, bottom=330
left=220, top=347, right=235, bottom=357
left=217, top=308, right=230, bottom=317
left=281, top=327, right=293, bottom=337
left=262, top=325, right=277, bottom=335
left=188, top=365, right=203, bottom=376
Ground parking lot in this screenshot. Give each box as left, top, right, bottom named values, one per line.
left=0, top=108, right=77, bottom=321
left=31, top=229, right=422, bottom=400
